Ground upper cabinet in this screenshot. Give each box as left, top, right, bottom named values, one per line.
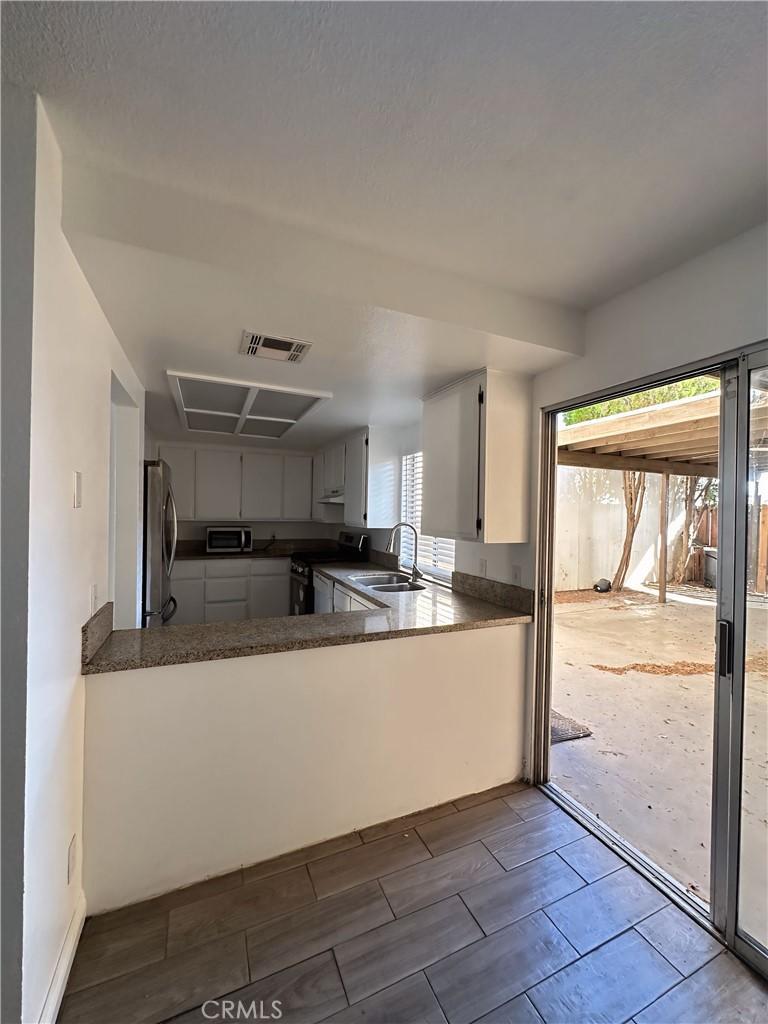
left=157, top=445, right=314, bottom=522
left=242, top=453, right=283, bottom=520
left=343, top=425, right=401, bottom=529
left=158, top=446, right=196, bottom=520
left=282, top=455, right=313, bottom=520
left=312, top=452, right=344, bottom=524
left=195, top=449, right=242, bottom=521
left=323, top=442, right=345, bottom=497
left=343, top=431, right=367, bottom=528
left=422, top=369, right=530, bottom=543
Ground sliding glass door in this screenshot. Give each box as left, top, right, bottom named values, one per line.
left=724, top=348, right=768, bottom=975
left=535, top=341, right=768, bottom=979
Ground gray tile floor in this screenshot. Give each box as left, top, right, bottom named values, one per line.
left=59, top=784, right=768, bottom=1024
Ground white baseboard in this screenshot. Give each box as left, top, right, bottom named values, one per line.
left=38, top=890, right=86, bottom=1024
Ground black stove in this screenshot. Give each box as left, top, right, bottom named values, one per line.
left=290, top=531, right=369, bottom=614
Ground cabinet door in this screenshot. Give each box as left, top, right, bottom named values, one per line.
left=249, top=575, right=290, bottom=618
left=195, top=450, right=242, bottom=521
left=333, top=585, right=351, bottom=612
left=314, top=575, right=332, bottom=614
left=422, top=376, right=482, bottom=540
left=283, top=456, right=312, bottom=520
left=171, top=578, right=205, bottom=625
left=323, top=444, right=345, bottom=495
left=312, top=453, right=325, bottom=520
left=159, top=447, right=196, bottom=520
left=241, top=453, right=283, bottom=520
left=343, top=431, right=368, bottom=528
left=205, top=601, right=248, bottom=623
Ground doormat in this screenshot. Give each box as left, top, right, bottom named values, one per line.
left=551, top=709, right=592, bottom=744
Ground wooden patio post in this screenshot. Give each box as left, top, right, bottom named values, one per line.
left=659, top=473, right=669, bottom=604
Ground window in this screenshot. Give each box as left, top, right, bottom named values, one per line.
left=400, top=451, right=455, bottom=580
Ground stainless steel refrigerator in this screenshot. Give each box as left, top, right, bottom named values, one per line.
left=142, top=459, right=178, bottom=627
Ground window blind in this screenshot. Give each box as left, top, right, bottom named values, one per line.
left=400, top=452, right=455, bottom=579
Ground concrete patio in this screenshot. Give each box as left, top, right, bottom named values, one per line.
left=550, top=587, right=767, bottom=942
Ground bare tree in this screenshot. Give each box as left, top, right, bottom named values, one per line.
left=673, top=476, right=716, bottom=584
left=612, top=471, right=647, bottom=591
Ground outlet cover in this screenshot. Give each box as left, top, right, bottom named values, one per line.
left=67, top=834, right=77, bottom=885
left=479, top=558, right=488, bottom=578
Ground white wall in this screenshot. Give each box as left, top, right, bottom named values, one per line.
left=555, top=467, right=687, bottom=591
left=22, top=101, right=144, bottom=1023
left=536, top=224, right=767, bottom=411
left=83, top=624, right=527, bottom=912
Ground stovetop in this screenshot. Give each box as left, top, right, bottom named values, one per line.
left=291, top=532, right=369, bottom=577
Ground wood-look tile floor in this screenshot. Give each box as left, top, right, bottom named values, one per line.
left=59, top=783, right=768, bottom=1024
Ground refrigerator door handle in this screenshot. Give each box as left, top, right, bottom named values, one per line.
left=167, top=485, right=178, bottom=577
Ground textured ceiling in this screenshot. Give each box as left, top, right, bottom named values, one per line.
left=4, top=1, right=766, bottom=308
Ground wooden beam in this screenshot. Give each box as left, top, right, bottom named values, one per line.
left=558, top=448, right=718, bottom=478
left=577, top=419, right=721, bottom=454
left=659, top=473, right=669, bottom=604
left=558, top=395, right=721, bottom=447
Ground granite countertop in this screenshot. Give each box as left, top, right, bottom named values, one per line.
left=83, top=562, right=532, bottom=675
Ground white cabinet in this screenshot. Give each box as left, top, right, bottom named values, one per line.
left=171, top=557, right=290, bottom=624
left=343, top=431, right=368, bottom=528
left=242, top=453, right=283, bottom=520
left=333, top=585, right=351, bottom=612
left=422, top=369, right=530, bottom=543
left=314, top=574, right=332, bottom=614
left=206, top=601, right=248, bottom=623
left=323, top=443, right=345, bottom=497
left=249, top=558, right=290, bottom=618
left=283, top=456, right=313, bottom=520
left=195, top=450, right=242, bottom=520
left=159, top=446, right=196, bottom=520
left=342, top=425, right=401, bottom=530
left=172, top=578, right=205, bottom=625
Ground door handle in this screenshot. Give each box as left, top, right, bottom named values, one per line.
left=717, top=619, right=732, bottom=678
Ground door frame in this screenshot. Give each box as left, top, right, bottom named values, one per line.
left=531, top=339, right=768, bottom=953
left=721, top=346, right=768, bottom=976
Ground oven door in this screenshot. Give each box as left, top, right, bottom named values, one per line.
left=290, top=574, right=311, bottom=615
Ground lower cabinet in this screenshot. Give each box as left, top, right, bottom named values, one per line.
left=331, top=582, right=378, bottom=613
left=314, top=574, right=332, bottom=614
left=206, top=600, right=249, bottom=624
left=172, top=578, right=205, bottom=625
left=171, top=557, right=290, bottom=624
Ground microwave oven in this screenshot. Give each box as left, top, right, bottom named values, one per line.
left=206, top=527, right=253, bottom=554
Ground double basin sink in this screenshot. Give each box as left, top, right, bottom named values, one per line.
left=351, top=572, right=425, bottom=593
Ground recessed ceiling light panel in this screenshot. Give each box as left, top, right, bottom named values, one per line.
left=167, top=371, right=330, bottom=439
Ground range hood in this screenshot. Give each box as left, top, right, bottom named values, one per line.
left=318, top=493, right=344, bottom=505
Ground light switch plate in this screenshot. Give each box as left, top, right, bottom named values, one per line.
left=479, top=558, right=488, bottom=578
left=72, top=471, right=82, bottom=508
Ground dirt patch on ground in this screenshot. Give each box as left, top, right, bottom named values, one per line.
left=592, top=653, right=768, bottom=677
left=591, top=660, right=712, bottom=677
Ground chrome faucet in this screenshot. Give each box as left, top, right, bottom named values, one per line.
left=386, top=522, right=425, bottom=583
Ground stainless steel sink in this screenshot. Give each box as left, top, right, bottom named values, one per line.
left=351, top=572, right=411, bottom=586
left=371, top=582, right=426, bottom=592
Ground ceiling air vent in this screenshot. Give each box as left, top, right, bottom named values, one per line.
left=240, top=331, right=311, bottom=363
